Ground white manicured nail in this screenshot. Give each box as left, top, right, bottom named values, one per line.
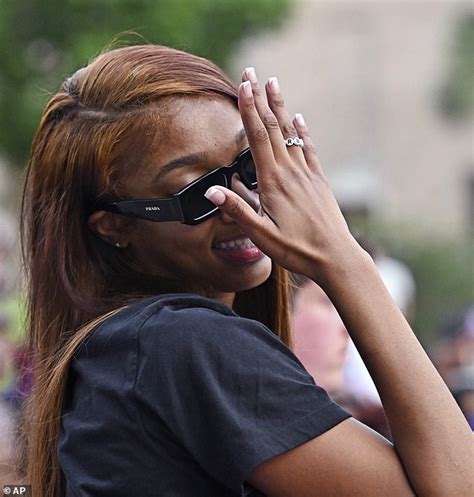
left=268, top=76, right=280, bottom=93
left=242, top=81, right=252, bottom=98
left=295, top=113, right=306, bottom=126
left=204, top=186, right=226, bottom=205
left=245, top=66, right=257, bottom=84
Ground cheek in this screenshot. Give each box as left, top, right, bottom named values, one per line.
left=146, top=222, right=210, bottom=248
left=292, top=308, right=347, bottom=359
left=292, top=312, right=332, bottom=355
left=133, top=222, right=212, bottom=271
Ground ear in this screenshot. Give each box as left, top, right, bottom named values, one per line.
left=88, top=211, right=135, bottom=248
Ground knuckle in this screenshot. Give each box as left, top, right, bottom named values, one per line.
left=288, top=166, right=306, bottom=183
left=228, top=199, right=246, bottom=218
left=269, top=172, right=291, bottom=192
left=305, top=141, right=318, bottom=156
left=272, top=97, right=286, bottom=108
left=243, top=98, right=255, bottom=109
left=253, top=126, right=270, bottom=144
left=282, top=122, right=297, bottom=137
left=262, top=112, right=280, bottom=129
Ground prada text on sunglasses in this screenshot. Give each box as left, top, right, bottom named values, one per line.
left=102, top=148, right=257, bottom=225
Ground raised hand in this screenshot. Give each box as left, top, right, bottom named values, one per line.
left=204, top=67, right=365, bottom=285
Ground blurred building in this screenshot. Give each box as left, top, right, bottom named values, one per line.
left=231, top=0, right=473, bottom=237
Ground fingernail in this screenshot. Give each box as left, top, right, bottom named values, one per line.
left=268, top=76, right=280, bottom=93
left=242, top=81, right=252, bottom=98
left=245, top=66, right=258, bottom=84
left=204, top=186, right=226, bottom=206
left=295, top=113, right=306, bottom=126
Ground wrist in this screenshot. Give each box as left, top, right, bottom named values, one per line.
left=314, top=238, right=376, bottom=292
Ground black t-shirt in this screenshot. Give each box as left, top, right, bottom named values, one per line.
left=58, top=294, right=350, bottom=496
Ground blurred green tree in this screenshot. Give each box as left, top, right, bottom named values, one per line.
left=439, top=12, right=474, bottom=120
left=374, top=227, right=474, bottom=346
left=400, top=239, right=474, bottom=347
left=0, top=0, right=290, bottom=168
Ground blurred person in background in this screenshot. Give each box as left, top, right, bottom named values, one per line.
left=17, top=44, right=472, bottom=497
left=432, top=305, right=474, bottom=428
left=329, top=175, right=418, bottom=410
left=290, top=274, right=390, bottom=438
left=343, top=239, right=417, bottom=414
left=290, top=275, right=349, bottom=394
left=0, top=209, right=21, bottom=479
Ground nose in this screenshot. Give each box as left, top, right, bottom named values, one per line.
left=219, top=173, right=260, bottom=223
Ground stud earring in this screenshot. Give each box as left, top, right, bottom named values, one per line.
left=115, top=242, right=121, bottom=248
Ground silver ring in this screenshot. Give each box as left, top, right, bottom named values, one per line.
left=284, top=137, right=304, bottom=147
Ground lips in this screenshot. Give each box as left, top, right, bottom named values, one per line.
left=211, top=235, right=265, bottom=264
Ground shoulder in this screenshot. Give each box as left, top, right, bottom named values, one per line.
left=89, top=293, right=286, bottom=356
left=76, top=293, right=235, bottom=351
left=92, top=293, right=236, bottom=339
left=131, top=293, right=292, bottom=363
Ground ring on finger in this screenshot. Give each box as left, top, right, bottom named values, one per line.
left=284, top=137, right=304, bottom=147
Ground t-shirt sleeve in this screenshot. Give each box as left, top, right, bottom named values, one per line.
left=134, top=300, right=351, bottom=495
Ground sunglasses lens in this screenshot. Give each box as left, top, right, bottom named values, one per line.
left=181, top=171, right=227, bottom=222
left=238, top=150, right=257, bottom=187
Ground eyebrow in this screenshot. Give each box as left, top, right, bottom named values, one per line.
left=153, top=129, right=247, bottom=184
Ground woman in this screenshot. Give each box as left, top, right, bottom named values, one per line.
left=19, top=45, right=471, bottom=496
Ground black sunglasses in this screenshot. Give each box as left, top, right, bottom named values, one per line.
left=102, top=147, right=257, bottom=225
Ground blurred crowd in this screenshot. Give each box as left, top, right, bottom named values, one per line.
left=0, top=206, right=472, bottom=479
left=431, top=305, right=474, bottom=428
left=0, top=210, right=32, bottom=479
left=290, top=243, right=474, bottom=438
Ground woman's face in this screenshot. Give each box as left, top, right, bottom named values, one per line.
left=123, top=96, right=272, bottom=306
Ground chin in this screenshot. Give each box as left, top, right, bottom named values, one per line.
left=217, top=257, right=273, bottom=293
left=241, top=257, right=273, bottom=288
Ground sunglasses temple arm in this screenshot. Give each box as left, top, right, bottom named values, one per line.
left=103, top=198, right=185, bottom=222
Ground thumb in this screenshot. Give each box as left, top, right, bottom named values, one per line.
left=204, top=185, right=268, bottom=237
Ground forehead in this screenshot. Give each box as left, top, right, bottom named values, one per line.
left=296, top=281, right=332, bottom=308
left=124, top=95, right=245, bottom=198
left=154, top=95, right=243, bottom=162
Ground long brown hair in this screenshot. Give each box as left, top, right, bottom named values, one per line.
left=19, top=44, right=293, bottom=497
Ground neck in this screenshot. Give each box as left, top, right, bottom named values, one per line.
left=214, top=292, right=235, bottom=309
